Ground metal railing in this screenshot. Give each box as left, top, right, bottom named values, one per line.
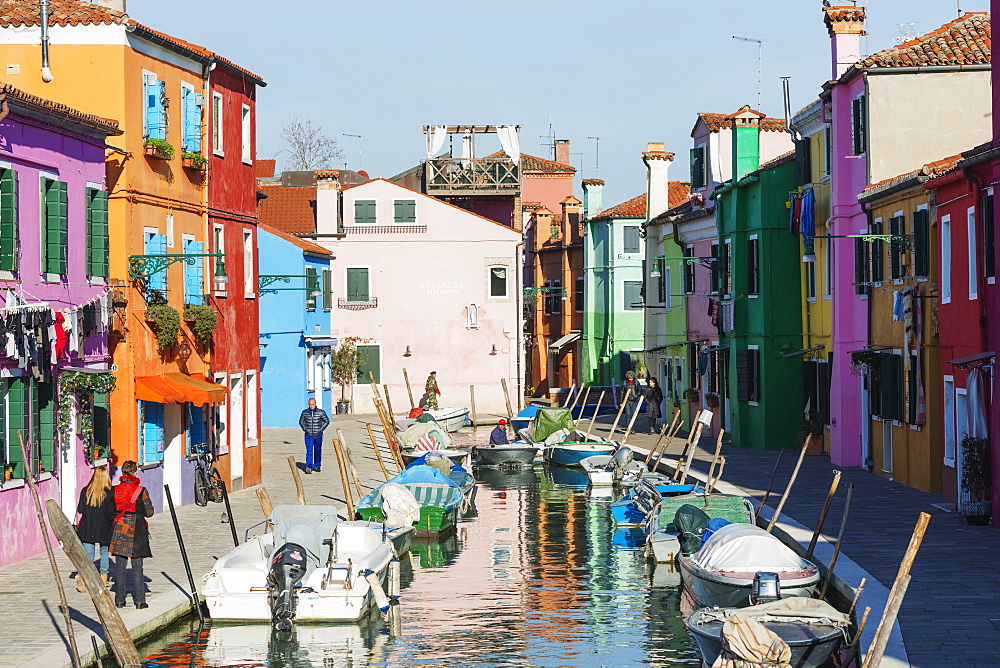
left=425, top=157, right=520, bottom=195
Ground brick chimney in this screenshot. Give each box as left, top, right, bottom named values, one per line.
left=561, top=196, right=582, bottom=240
left=582, top=179, right=604, bottom=219
left=642, top=143, right=675, bottom=220
left=824, top=6, right=866, bottom=80
left=555, top=139, right=571, bottom=165
left=314, top=170, right=341, bottom=235
left=730, top=107, right=761, bottom=181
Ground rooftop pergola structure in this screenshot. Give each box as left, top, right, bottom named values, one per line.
left=423, top=125, right=522, bottom=197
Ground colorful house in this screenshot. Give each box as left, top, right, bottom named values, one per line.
left=256, top=224, right=334, bottom=427
left=0, top=83, right=121, bottom=568
left=822, top=6, right=992, bottom=469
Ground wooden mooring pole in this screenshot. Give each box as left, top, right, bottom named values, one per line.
left=332, top=438, right=356, bottom=519
left=287, top=455, right=307, bottom=504
left=807, top=470, right=842, bottom=560
left=754, top=449, right=785, bottom=521
left=366, top=424, right=392, bottom=480
left=585, top=391, right=606, bottom=440
left=501, top=377, right=514, bottom=418
left=470, top=385, right=478, bottom=431
left=607, top=388, right=632, bottom=441
left=766, top=437, right=811, bottom=533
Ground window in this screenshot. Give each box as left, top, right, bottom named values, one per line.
left=870, top=217, right=884, bottom=283
left=889, top=213, right=905, bottom=280
left=943, top=376, right=956, bottom=464
left=854, top=236, right=869, bottom=295
left=212, top=92, right=224, bottom=156
left=489, top=266, right=508, bottom=298
left=983, top=189, right=995, bottom=280
left=624, top=280, right=643, bottom=310
left=723, top=241, right=733, bottom=296
left=794, top=138, right=812, bottom=186
left=575, top=276, right=584, bottom=312
left=393, top=200, right=416, bottom=224
left=823, top=128, right=832, bottom=179
left=182, top=236, right=204, bottom=305
left=305, top=267, right=318, bottom=310
left=747, top=237, right=759, bottom=296
left=623, top=226, right=641, bottom=254
left=241, top=104, right=251, bottom=164
left=968, top=207, right=978, bottom=300
left=354, top=200, right=377, bottom=225
left=683, top=246, right=695, bottom=294
left=466, top=303, right=479, bottom=329
left=735, top=347, right=760, bottom=403
left=0, top=167, right=18, bottom=272
left=655, top=258, right=667, bottom=304
left=690, top=145, right=707, bottom=189
left=664, top=266, right=672, bottom=309
left=941, top=215, right=952, bottom=303
left=243, top=230, right=254, bottom=298
left=305, top=348, right=316, bottom=392
left=346, top=267, right=370, bottom=303
left=92, top=393, right=110, bottom=459
left=181, top=83, right=201, bottom=154
left=41, top=177, right=67, bottom=276
left=851, top=94, right=866, bottom=156
left=143, top=73, right=166, bottom=142
left=0, top=377, right=56, bottom=477
left=356, top=345, right=381, bottom=384
left=873, top=352, right=904, bottom=422
left=824, top=239, right=832, bottom=297
left=322, top=268, right=333, bottom=310
left=907, top=353, right=919, bottom=425
left=185, top=403, right=206, bottom=456
left=140, top=400, right=165, bottom=465
left=144, top=228, right=167, bottom=301
left=806, top=257, right=817, bottom=299
left=710, top=243, right=720, bottom=294
left=213, top=225, right=226, bottom=293
left=545, top=280, right=562, bottom=314
left=913, top=207, right=930, bottom=278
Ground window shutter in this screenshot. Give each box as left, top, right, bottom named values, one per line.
left=144, top=233, right=168, bottom=298
left=393, top=200, right=416, bottom=224
left=144, top=74, right=157, bottom=139
left=747, top=239, right=759, bottom=295
left=624, top=281, right=642, bottom=310
left=893, top=354, right=904, bottom=421
left=870, top=219, right=883, bottom=282
left=44, top=180, right=68, bottom=275
left=795, top=138, right=812, bottom=186
left=878, top=354, right=893, bottom=419
left=913, top=209, right=929, bottom=277
left=735, top=350, right=750, bottom=402
left=657, top=259, right=666, bottom=303
left=690, top=147, right=706, bottom=189
left=624, top=227, right=640, bottom=254
left=347, top=267, right=369, bottom=302
left=305, top=267, right=317, bottom=309
left=907, top=354, right=918, bottom=424
left=683, top=247, right=695, bottom=293
left=186, top=404, right=205, bottom=455
left=93, top=393, right=110, bottom=457
left=355, top=200, right=376, bottom=224
left=183, top=239, right=204, bottom=305
left=5, top=379, right=25, bottom=476
left=37, top=380, right=56, bottom=472
left=355, top=345, right=381, bottom=384
left=87, top=189, right=109, bottom=278
left=182, top=87, right=202, bottom=153
left=982, top=194, right=995, bottom=278
left=854, top=237, right=867, bottom=295
left=749, top=349, right=760, bottom=402
left=852, top=96, right=866, bottom=155
left=0, top=169, right=18, bottom=272
left=156, top=80, right=167, bottom=141
left=141, top=401, right=165, bottom=464
left=889, top=215, right=903, bottom=279
left=322, top=269, right=333, bottom=310
left=710, top=245, right=720, bottom=293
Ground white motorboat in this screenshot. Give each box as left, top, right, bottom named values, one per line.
left=396, top=407, right=469, bottom=432
left=580, top=447, right=645, bottom=486
left=202, top=505, right=411, bottom=628
left=201, top=618, right=384, bottom=667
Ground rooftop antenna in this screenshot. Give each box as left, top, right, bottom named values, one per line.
left=733, top=35, right=765, bottom=110
left=893, top=22, right=919, bottom=44
left=539, top=117, right=556, bottom=160
left=587, top=136, right=602, bottom=175
left=780, top=76, right=793, bottom=135
left=342, top=134, right=362, bottom=171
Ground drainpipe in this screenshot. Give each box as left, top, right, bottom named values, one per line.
left=39, top=0, right=53, bottom=82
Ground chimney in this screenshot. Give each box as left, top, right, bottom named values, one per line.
left=730, top=107, right=761, bottom=181
left=314, top=170, right=341, bottom=235
left=561, top=196, right=582, bottom=240
left=555, top=139, right=571, bottom=165
left=642, top=143, right=675, bottom=220
left=824, top=6, right=866, bottom=80
left=91, top=0, right=127, bottom=12
left=582, top=179, right=604, bottom=219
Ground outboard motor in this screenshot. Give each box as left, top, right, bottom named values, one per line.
left=751, top=571, right=781, bottom=604
left=604, top=446, right=634, bottom=472
left=267, top=542, right=308, bottom=631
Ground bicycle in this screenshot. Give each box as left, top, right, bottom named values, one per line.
left=192, top=443, right=225, bottom=507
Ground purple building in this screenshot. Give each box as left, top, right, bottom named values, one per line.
left=0, top=83, right=120, bottom=568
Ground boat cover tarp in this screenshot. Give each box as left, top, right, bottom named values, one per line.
left=696, top=597, right=850, bottom=627
left=380, top=482, right=422, bottom=526
left=691, top=523, right=813, bottom=572
left=675, top=504, right=711, bottom=555
left=405, top=452, right=468, bottom=474
left=711, top=614, right=792, bottom=668
left=268, top=505, right=340, bottom=573
left=416, top=412, right=437, bottom=423
left=398, top=421, right=454, bottom=449
left=532, top=408, right=576, bottom=442
left=659, top=494, right=754, bottom=526
left=359, top=465, right=463, bottom=509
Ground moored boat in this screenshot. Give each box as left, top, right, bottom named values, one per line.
left=580, top=447, right=645, bottom=486
left=401, top=448, right=472, bottom=471
left=544, top=441, right=616, bottom=467
left=473, top=443, right=539, bottom=467
left=647, top=494, right=755, bottom=563
left=356, top=465, right=465, bottom=537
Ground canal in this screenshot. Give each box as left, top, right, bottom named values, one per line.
left=138, top=465, right=702, bottom=667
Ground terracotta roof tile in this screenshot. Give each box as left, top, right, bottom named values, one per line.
left=254, top=159, right=276, bottom=178
left=0, top=82, right=121, bottom=134
left=668, top=181, right=690, bottom=208
left=484, top=151, right=575, bottom=173
left=859, top=13, right=990, bottom=69
left=592, top=181, right=689, bottom=219
left=257, top=185, right=316, bottom=235
left=582, top=178, right=605, bottom=186
left=696, top=110, right=787, bottom=134
left=258, top=223, right=332, bottom=257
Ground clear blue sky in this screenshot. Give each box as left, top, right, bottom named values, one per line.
left=136, top=0, right=989, bottom=207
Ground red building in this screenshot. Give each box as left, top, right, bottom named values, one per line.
left=206, top=63, right=266, bottom=490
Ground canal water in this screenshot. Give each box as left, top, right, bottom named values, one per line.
left=139, top=465, right=702, bottom=667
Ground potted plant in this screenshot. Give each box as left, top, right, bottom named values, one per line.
left=144, top=138, right=175, bottom=160
left=181, top=151, right=207, bottom=171
left=684, top=387, right=700, bottom=403
left=960, top=435, right=992, bottom=525
left=3, top=463, right=15, bottom=481
left=184, top=304, right=218, bottom=342
left=705, top=392, right=721, bottom=408
left=329, top=339, right=361, bottom=414
left=797, top=412, right=826, bottom=456
left=145, top=304, right=181, bottom=349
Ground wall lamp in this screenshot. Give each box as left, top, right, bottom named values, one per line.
left=490, top=344, right=498, bottom=356
left=403, top=345, right=412, bottom=357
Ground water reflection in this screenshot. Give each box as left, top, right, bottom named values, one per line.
left=139, top=464, right=700, bottom=667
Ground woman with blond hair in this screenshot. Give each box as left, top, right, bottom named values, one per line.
left=75, top=465, right=117, bottom=592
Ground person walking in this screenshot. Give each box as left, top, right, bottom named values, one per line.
left=489, top=418, right=510, bottom=445
left=622, top=370, right=641, bottom=424
left=110, top=461, right=154, bottom=609
left=424, top=371, right=440, bottom=410
left=645, top=378, right=664, bottom=434
left=75, top=465, right=117, bottom=592
left=298, top=398, right=330, bottom=474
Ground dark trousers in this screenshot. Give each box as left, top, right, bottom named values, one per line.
left=114, top=556, right=145, bottom=605
left=304, top=434, right=323, bottom=469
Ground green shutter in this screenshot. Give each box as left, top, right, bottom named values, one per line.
left=356, top=345, right=380, bottom=384
left=93, top=393, right=111, bottom=457
left=43, top=180, right=68, bottom=275
left=913, top=209, right=929, bottom=277
left=393, top=200, right=415, bottom=224
left=355, top=200, right=376, bottom=224
left=6, top=379, right=26, bottom=477
left=870, top=219, right=883, bottom=281
left=37, top=381, right=56, bottom=473
left=347, top=267, right=369, bottom=302
left=322, top=269, right=332, bottom=310
left=305, top=267, right=317, bottom=310
left=0, top=169, right=18, bottom=272
left=87, top=189, right=109, bottom=278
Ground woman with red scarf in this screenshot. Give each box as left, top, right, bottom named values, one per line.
left=110, top=461, right=154, bottom=609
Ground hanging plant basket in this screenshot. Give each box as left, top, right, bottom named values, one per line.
left=57, top=371, right=117, bottom=465
left=181, top=151, right=207, bottom=171
left=144, top=138, right=175, bottom=160
left=184, top=304, right=218, bottom=342
left=146, top=305, right=181, bottom=349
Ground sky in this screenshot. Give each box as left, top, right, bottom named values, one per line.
left=135, top=0, right=990, bottom=207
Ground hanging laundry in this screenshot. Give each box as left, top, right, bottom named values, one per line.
left=800, top=188, right=815, bottom=241
left=55, top=312, right=68, bottom=360
left=892, top=291, right=904, bottom=321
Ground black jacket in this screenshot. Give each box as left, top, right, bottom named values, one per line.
left=77, top=488, right=117, bottom=545
left=644, top=386, right=664, bottom=418
left=299, top=407, right=331, bottom=436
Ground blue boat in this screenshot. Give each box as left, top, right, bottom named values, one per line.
left=510, top=405, right=539, bottom=434
left=610, top=480, right=662, bottom=526
left=543, top=442, right=616, bottom=467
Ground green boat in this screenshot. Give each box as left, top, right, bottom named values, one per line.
left=646, top=494, right=755, bottom=562
left=356, top=465, right=465, bottom=537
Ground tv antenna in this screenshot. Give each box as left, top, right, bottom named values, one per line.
left=733, top=35, right=765, bottom=110
left=894, top=22, right=919, bottom=44
left=539, top=118, right=556, bottom=160
left=342, top=134, right=362, bottom=171
left=588, top=136, right=602, bottom=175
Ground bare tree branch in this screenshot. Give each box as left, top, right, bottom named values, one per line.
left=278, top=117, right=344, bottom=171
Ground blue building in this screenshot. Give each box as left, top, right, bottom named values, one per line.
left=258, top=224, right=335, bottom=427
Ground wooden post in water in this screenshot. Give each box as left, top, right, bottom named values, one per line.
left=501, top=377, right=514, bottom=418
left=819, top=482, right=854, bottom=599
left=607, top=388, right=632, bottom=440
left=672, top=411, right=703, bottom=480
left=862, top=512, right=931, bottom=668
left=652, top=410, right=684, bottom=472
left=469, top=385, right=478, bottom=432
left=383, top=384, right=396, bottom=427
left=807, top=470, right=843, bottom=560
left=332, top=438, right=356, bottom=519
left=754, top=449, right=785, bottom=521
left=704, top=429, right=726, bottom=488
left=337, top=429, right=365, bottom=499
left=576, top=386, right=592, bottom=421
left=766, top=437, right=811, bottom=533
left=585, top=391, right=606, bottom=440
left=256, top=486, right=274, bottom=518
left=620, top=396, right=645, bottom=445
left=645, top=408, right=677, bottom=465
left=43, top=500, right=139, bottom=668
left=707, top=455, right=726, bottom=494
left=287, top=455, right=307, bottom=504
left=677, top=421, right=706, bottom=485
left=18, top=433, right=82, bottom=668
left=366, top=424, right=391, bottom=480
left=565, top=383, right=580, bottom=412
left=402, top=367, right=415, bottom=409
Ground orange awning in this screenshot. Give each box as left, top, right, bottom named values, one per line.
left=135, top=376, right=186, bottom=404
left=163, top=373, right=228, bottom=406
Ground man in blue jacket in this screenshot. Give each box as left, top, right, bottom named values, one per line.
left=298, top=398, right=330, bottom=474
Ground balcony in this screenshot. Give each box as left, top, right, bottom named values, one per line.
left=425, top=157, right=520, bottom=197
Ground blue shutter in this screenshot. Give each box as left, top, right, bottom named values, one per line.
left=183, top=239, right=204, bottom=305
left=182, top=87, right=202, bottom=154
left=186, top=404, right=205, bottom=455
left=141, top=401, right=165, bottom=464
left=144, top=232, right=168, bottom=299
left=144, top=75, right=157, bottom=139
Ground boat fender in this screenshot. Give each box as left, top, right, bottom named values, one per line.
left=362, top=569, right=391, bottom=615
left=388, top=556, right=401, bottom=600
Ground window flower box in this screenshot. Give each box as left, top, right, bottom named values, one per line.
left=144, top=139, right=175, bottom=160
